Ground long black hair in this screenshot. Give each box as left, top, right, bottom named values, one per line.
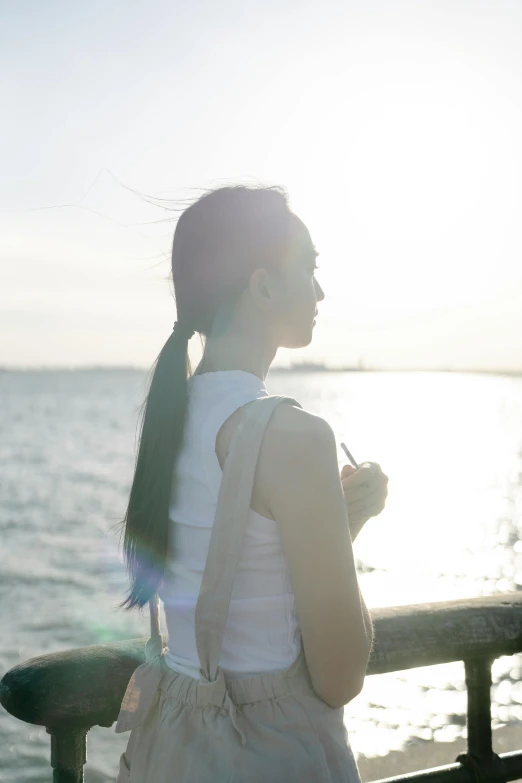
left=117, top=184, right=293, bottom=611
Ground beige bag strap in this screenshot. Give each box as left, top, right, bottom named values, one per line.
left=146, top=394, right=301, bottom=670
left=146, top=592, right=163, bottom=662
left=194, top=394, right=301, bottom=682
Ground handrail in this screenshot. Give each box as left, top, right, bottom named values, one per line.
left=367, top=592, right=522, bottom=674
left=1, top=592, right=522, bottom=782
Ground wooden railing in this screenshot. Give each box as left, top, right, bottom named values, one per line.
left=1, top=593, right=522, bottom=782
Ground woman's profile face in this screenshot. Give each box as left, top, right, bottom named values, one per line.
left=275, top=215, right=325, bottom=348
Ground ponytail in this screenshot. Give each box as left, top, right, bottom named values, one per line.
left=116, top=327, right=194, bottom=611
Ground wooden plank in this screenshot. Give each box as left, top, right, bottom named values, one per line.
left=1, top=593, right=521, bottom=727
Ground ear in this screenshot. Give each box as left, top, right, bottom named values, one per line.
left=249, top=267, right=282, bottom=315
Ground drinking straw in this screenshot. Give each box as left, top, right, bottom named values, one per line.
left=340, top=442, right=359, bottom=470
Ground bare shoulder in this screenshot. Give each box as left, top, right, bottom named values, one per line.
left=264, top=399, right=331, bottom=444
left=256, top=401, right=335, bottom=520
left=215, top=399, right=333, bottom=521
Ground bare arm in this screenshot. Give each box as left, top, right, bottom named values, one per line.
left=358, top=585, right=374, bottom=654
left=260, top=405, right=372, bottom=708
left=348, top=516, right=374, bottom=651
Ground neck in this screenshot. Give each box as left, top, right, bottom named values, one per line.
left=194, top=327, right=276, bottom=382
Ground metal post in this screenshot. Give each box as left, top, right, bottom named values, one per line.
left=46, top=726, right=87, bottom=783
left=455, top=657, right=507, bottom=782
left=466, top=657, right=494, bottom=760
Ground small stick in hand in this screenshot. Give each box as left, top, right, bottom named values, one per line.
left=340, top=442, right=359, bottom=470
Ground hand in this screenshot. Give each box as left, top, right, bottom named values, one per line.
left=340, top=461, right=389, bottom=539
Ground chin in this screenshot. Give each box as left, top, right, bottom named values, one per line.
left=280, top=323, right=315, bottom=349
left=298, top=332, right=315, bottom=349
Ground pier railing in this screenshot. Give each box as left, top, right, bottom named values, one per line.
left=1, top=592, right=522, bottom=782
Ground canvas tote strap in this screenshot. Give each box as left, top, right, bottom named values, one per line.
left=146, top=395, right=301, bottom=666
left=146, top=591, right=162, bottom=663
left=193, top=394, right=301, bottom=683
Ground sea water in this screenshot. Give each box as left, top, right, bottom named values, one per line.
left=1, top=368, right=521, bottom=781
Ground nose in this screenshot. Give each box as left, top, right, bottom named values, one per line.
left=314, top=279, right=325, bottom=302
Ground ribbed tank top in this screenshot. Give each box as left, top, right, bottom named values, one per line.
left=158, top=370, right=302, bottom=679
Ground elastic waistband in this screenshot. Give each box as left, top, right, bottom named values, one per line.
left=158, top=645, right=310, bottom=709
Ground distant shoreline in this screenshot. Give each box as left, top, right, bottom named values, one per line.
left=270, top=366, right=522, bottom=376
left=1, top=365, right=521, bottom=377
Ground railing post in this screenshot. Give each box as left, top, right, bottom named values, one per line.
left=456, top=657, right=507, bottom=782
left=2, top=596, right=521, bottom=783
left=46, top=726, right=87, bottom=783
left=466, top=657, right=494, bottom=760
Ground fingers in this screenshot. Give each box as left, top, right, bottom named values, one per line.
left=342, top=462, right=389, bottom=525
left=344, top=483, right=388, bottom=506
left=364, top=462, right=388, bottom=485
left=345, top=464, right=374, bottom=485
left=345, top=462, right=389, bottom=487
left=342, top=471, right=388, bottom=498
left=347, top=497, right=387, bottom=519
left=345, top=487, right=388, bottom=508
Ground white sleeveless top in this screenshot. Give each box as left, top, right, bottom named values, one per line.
left=158, top=370, right=302, bottom=679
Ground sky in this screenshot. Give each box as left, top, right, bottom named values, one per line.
left=1, top=0, right=522, bottom=371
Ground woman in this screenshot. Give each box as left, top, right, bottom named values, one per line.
left=114, top=184, right=388, bottom=782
